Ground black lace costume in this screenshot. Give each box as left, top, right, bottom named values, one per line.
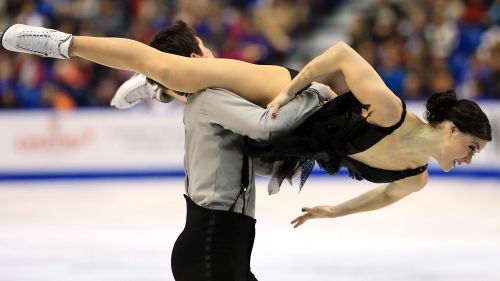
left=245, top=91, right=428, bottom=194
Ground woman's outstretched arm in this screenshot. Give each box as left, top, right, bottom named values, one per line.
left=269, top=42, right=403, bottom=126
left=70, top=36, right=291, bottom=107
left=291, top=172, right=428, bottom=228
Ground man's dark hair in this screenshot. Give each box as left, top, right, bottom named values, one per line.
left=149, top=20, right=202, bottom=57
left=146, top=20, right=203, bottom=92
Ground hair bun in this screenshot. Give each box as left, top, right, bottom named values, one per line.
left=425, top=90, right=458, bottom=124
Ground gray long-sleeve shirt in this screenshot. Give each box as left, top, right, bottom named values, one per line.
left=183, top=87, right=322, bottom=217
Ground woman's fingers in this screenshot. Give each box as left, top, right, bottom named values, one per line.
left=291, top=215, right=306, bottom=228
left=291, top=209, right=314, bottom=228
left=293, top=220, right=304, bottom=228
left=291, top=213, right=307, bottom=224
left=267, top=99, right=282, bottom=119
left=270, top=103, right=279, bottom=119
left=291, top=206, right=334, bottom=228
left=267, top=92, right=293, bottom=118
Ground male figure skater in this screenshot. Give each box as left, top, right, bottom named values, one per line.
left=112, top=22, right=331, bottom=281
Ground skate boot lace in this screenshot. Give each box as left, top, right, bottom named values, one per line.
left=17, top=29, right=64, bottom=57
left=124, top=83, right=153, bottom=104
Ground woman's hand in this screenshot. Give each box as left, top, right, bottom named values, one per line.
left=267, top=90, right=295, bottom=118
left=267, top=82, right=336, bottom=118
left=291, top=205, right=334, bottom=228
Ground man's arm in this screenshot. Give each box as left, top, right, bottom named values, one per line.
left=200, top=85, right=327, bottom=140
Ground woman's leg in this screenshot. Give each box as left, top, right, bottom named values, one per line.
left=71, top=36, right=291, bottom=107
left=2, top=24, right=292, bottom=106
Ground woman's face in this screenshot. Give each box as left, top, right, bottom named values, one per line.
left=438, top=125, right=488, bottom=172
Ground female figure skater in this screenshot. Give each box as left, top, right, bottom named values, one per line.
left=1, top=24, right=492, bottom=228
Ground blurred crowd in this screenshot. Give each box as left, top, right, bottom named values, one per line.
left=0, top=0, right=498, bottom=110
left=350, top=0, right=500, bottom=100
left=0, top=0, right=338, bottom=109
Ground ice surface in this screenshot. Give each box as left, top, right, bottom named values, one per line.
left=0, top=178, right=499, bottom=281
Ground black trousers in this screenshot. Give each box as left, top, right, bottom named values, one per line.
left=171, top=195, right=258, bottom=281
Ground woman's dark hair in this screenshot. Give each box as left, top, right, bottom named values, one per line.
left=424, top=90, right=492, bottom=141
